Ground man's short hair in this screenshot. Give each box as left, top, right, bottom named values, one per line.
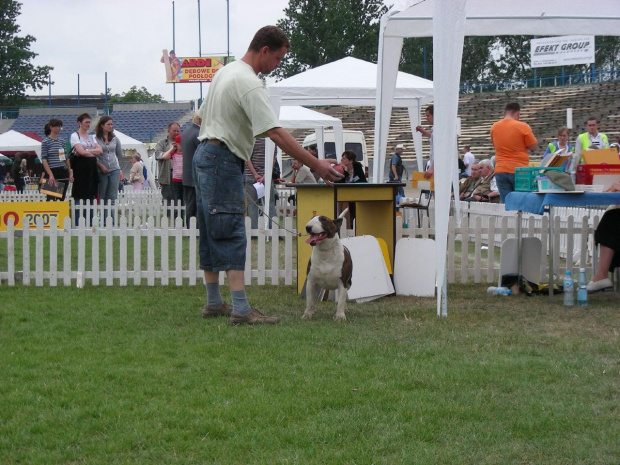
left=586, top=117, right=598, bottom=124
left=463, top=145, right=470, bottom=151
left=167, top=122, right=180, bottom=130
left=479, top=159, right=494, bottom=170
left=248, top=26, right=290, bottom=52
left=505, top=102, right=521, bottom=113
left=425, top=104, right=434, bottom=116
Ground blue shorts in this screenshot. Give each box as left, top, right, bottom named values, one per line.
left=193, top=142, right=247, bottom=272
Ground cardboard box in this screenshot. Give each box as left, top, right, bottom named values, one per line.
left=411, top=172, right=434, bottom=190
left=582, top=148, right=620, bottom=165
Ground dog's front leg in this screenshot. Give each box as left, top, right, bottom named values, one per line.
left=334, top=283, right=348, bottom=321
left=303, top=277, right=317, bottom=319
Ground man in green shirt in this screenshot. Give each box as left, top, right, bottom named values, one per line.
left=195, top=25, right=342, bottom=326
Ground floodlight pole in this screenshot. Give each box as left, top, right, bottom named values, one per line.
left=77, top=74, right=80, bottom=107
left=227, top=0, right=230, bottom=59
left=198, top=0, right=203, bottom=102
left=105, top=72, right=108, bottom=115
left=173, top=0, right=176, bottom=103
left=48, top=74, right=51, bottom=108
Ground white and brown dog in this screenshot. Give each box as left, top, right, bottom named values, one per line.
left=304, top=213, right=353, bottom=321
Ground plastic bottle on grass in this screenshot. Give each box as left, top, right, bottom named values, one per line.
left=577, top=268, right=588, bottom=307
left=486, top=286, right=511, bottom=296
left=563, top=270, right=574, bottom=306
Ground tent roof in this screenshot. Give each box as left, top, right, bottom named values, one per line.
left=0, top=130, right=42, bottom=156
left=115, top=130, right=146, bottom=149
left=384, top=0, right=620, bottom=38
left=269, top=56, right=433, bottom=107
left=278, top=105, right=342, bottom=129
left=114, top=130, right=148, bottom=159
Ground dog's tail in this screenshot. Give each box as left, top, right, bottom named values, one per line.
left=338, top=208, right=349, bottom=220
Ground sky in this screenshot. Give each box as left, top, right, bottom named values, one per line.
left=18, top=0, right=290, bottom=103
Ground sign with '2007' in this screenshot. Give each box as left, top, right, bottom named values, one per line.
left=0, top=202, right=70, bottom=231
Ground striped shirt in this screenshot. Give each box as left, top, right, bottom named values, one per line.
left=171, top=152, right=183, bottom=182
left=41, top=137, right=68, bottom=169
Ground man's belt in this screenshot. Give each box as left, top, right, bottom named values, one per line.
left=205, top=139, right=227, bottom=148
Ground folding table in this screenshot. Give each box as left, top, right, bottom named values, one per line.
left=505, top=191, right=620, bottom=302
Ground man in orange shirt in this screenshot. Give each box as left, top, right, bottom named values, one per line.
left=490, top=102, right=538, bottom=203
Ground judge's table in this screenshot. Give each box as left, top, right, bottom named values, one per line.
left=287, top=182, right=403, bottom=294
left=505, top=191, right=620, bottom=302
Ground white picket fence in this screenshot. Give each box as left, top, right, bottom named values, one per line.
left=0, top=215, right=295, bottom=287
left=0, top=196, right=608, bottom=287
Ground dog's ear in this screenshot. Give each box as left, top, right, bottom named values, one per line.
left=334, top=217, right=343, bottom=232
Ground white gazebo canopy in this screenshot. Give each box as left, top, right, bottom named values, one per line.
left=115, top=130, right=148, bottom=160
left=115, top=130, right=156, bottom=189
left=269, top=56, right=434, bottom=179
left=262, top=105, right=343, bottom=223
left=0, top=130, right=42, bottom=156
left=375, top=0, right=620, bottom=315
left=267, top=104, right=343, bottom=170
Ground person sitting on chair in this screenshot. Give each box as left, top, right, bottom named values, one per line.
left=459, top=162, right=481, bottom=200
left=463, top=159, right=499, bottom=202
left=587, top=181, right=620, bottom=293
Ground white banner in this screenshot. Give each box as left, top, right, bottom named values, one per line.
left=531, top=35, right=595, bottom=68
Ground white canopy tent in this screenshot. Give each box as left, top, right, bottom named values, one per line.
left=262, top=106, right=343, bottom=223
left=115, top=130, right=156, bottom=189
left=268, top=56, right=434, bottom=181
left=266, top=104, right=343, bottom=171
left=375, top=0, right=620, bottom=316
left=115, top=130, right=148, bottom=160
left=0, top=130, right=41, bottom=156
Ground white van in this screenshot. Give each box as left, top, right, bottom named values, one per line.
left=302, top=130, right=369, bottom=173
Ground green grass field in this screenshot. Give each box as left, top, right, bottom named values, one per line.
left=1, top=283, right=619, bottom=464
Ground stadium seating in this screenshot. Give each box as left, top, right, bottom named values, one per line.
left=9, top=106, right=194, bottom=143
left=291, top=81, right=620, bottom=164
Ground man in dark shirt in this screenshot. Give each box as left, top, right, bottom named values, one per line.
left=181, top=114, right=201, bottom=227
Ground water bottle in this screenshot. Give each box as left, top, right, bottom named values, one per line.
left=486, top=286, right=511, bottom=296
left=577, top=268, right=588, bottom=307
left=563, top=270, right=574, bottom=306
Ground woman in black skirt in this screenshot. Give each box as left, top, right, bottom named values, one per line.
left=70, top=113, right=102, bottom=225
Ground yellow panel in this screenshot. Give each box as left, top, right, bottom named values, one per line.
left=356, top=201, right=395, bottom=263
left=411, top=172, right=434, bottom=190
left=0, top=201, right=70, bottom=231
left=336, top=185, right=395, bottom=202
left=376, top=237, right=392, bottom=274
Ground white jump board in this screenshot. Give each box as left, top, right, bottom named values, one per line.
left=393, top=238, right=436, bottom=297
left=499, top=237, right=543, bottom=286
left=340, top=236, right=394, bottom=303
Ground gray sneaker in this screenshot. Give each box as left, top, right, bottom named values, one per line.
left=202, top=302, right=232, bottom=318
left=230, top=308, right=280, bottom=326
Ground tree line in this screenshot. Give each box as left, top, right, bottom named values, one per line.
left=2, top=0, right=619, bottom=107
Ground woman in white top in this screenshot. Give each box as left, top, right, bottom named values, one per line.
left=70, top=113, right=102, bottom=224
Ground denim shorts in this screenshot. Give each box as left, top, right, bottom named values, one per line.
left=193, top=142, right=246, bottom=272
